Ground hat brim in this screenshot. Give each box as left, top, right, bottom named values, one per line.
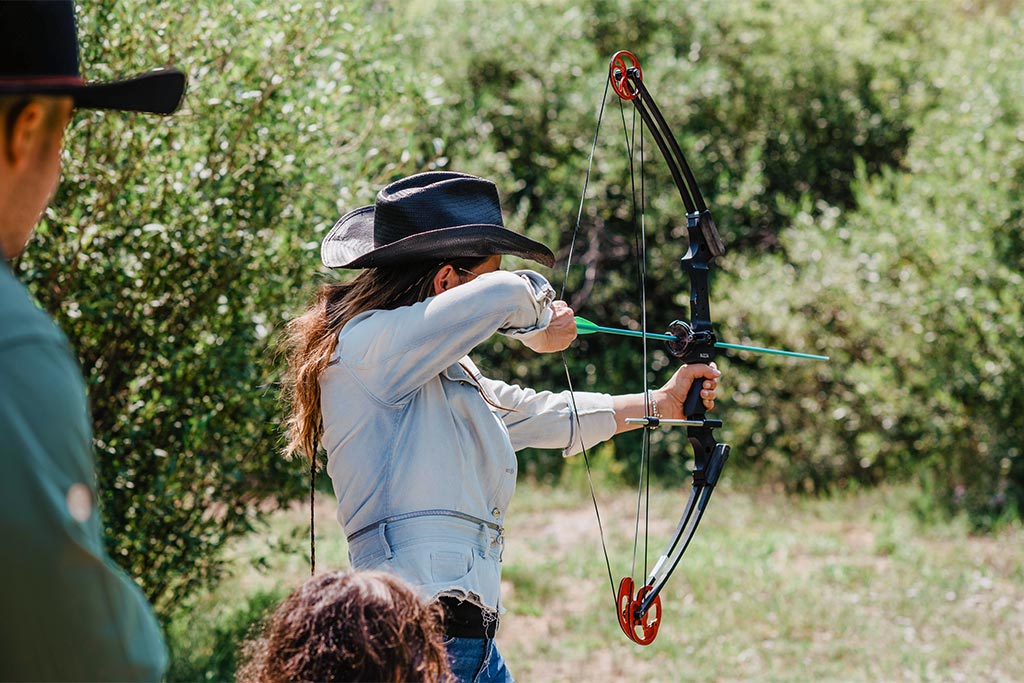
left=0, top=69, right=186, bottom=115
left=322, top=205, right=556, bottom=269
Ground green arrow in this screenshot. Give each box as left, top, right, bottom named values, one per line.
left=574, top=316, right=829, bottom=361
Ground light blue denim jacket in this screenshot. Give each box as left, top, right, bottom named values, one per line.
left=320, top=270, right=616, bottom=613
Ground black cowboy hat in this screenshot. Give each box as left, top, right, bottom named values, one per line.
left=321, top=172, right=556, bottom=269
left=0, top=0, right=185, bottom=115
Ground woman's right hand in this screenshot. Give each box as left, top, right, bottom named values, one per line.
left=522, top=300, right=577, bottom=353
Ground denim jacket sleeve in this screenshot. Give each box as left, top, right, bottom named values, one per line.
left=474, top=374, right=616, bottom=457
left=334, top=270, right=555, bottom=405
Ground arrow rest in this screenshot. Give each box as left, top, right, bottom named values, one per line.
left=665, top=319, right=719, bottom=360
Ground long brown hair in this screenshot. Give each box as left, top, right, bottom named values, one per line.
left=237, top=569, right=454, bottom=683
left=282, top=256, right=488, bottom=462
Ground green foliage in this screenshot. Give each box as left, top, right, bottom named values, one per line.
left=718, top=4, right=1024, bottom=524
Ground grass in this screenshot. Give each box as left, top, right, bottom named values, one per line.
left=166, top=474, right=1024, bottom=682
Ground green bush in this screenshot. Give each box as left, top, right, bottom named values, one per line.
left=388, top=0, right=942, bottom=476
left=717, top=3, right=1024, bottom=524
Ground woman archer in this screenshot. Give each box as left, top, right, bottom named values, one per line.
left=283, top=171, right=720, bottom=682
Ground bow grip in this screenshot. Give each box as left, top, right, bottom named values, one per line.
left=683, top=374, right=706, bottom=421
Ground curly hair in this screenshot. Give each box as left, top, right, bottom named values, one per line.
left=237, top=570, right=454, bottom=683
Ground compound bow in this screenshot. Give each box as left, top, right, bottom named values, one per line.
left=562, top=51, right=824, bottom=646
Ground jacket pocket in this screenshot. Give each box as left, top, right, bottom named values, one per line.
left=430, top=549, right=474, bottom=583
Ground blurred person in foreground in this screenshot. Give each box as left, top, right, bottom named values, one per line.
left=0, top=1, right=186, bottom=679
left=238, top=569, right=454, bottom=683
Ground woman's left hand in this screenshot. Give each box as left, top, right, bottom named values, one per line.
left=654, top=363, right=721, bottom=419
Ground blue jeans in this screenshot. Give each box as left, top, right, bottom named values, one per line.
left=445, top=636, right=514, bottom=683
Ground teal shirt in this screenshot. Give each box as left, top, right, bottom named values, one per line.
left=0, top=262, right=167, bottom=681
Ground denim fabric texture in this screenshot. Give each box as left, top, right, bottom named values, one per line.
left=321, top=270, right=617, bottom=613
left=445, top=636, right=515, bottom=683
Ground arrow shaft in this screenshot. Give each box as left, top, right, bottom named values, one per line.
left=714, top=341, right=828, bottom=361
left=576, top=317, right=829, bottom=361
left=578, top=321, right=677, bottom=342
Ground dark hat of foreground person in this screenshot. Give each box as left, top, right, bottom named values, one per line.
left=321, top=171, right=556, bottom=269
left=0, top=0, right=186, bottom=115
